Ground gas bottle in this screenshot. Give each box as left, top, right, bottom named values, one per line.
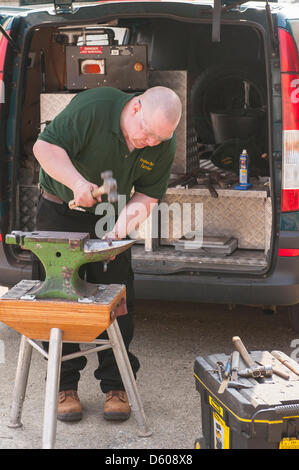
left=234, top=149, right=252, bottom=190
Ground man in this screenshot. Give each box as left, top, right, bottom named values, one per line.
left=33, top=85, right=182, bottom=423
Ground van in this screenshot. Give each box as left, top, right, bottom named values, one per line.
left=0, top=0, right=299, bottom=330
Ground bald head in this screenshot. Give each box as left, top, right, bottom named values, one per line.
left=120, top=86, right=182, bottom=149
left=140, top=86, right=182, bottom=129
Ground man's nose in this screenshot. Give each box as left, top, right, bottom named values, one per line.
left=146, top=136, right=160, bottom=147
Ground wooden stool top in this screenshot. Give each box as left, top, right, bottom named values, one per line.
left=0, top=281, right=127, bottom=342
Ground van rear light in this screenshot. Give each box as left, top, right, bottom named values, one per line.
left=279, top=248, right=299, bottom=257
left=278, top=28, right=299, bottom=73
left=280, top=28, right=299, bottom=212
left=281, top=188, right=299, bottom=212
left=0, top=234, right=2, bottom=243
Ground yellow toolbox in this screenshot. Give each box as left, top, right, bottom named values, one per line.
left=194, top=351, right=299, bottom=449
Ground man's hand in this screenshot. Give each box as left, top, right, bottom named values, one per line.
left=72, top=179, right=102, bottom=208
left=102, top=230, right=122, bottom=242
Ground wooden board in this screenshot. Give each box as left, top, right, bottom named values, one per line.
left=0, top=284, right=126, bottom=342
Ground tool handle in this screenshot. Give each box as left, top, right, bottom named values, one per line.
left=91, top=185, right=105, bottom=199
left=271, top=350, right=299, bottom=376
left=224, top=354, right=232, bottom=378
left=232, top=336, right=255, bottom=368
left=273, top=368, right=290, bottom=381
left=68, top=185, right=104, bottom=210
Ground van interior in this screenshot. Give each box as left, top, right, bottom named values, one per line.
left=15, top=15, right=272, bottom=276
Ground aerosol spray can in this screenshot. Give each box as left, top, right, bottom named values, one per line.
left=235, top=149, right=252, bottom=190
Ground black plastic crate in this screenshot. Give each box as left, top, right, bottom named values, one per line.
left=194, top=351, right=299, bottom=449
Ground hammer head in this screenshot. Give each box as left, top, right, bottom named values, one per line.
left=238, top=365, right=273, bottom=378
left=101, top=171, right=118, bottom=203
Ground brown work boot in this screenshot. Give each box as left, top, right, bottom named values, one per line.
left=57, top=390, right=83, bottom=422
left=104, top=390, right=131, bottom=421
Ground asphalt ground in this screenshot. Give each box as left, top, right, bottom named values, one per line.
left=0, top=285, right=297, bottom=452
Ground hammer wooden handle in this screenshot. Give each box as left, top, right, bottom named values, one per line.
left=91, top=185, right=105, bottom=199
left=232, top=336, right=255, bottom=368
left=68, top=185, right=105, bottom=210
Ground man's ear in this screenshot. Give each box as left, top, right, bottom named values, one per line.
left=131, top=97, right=141, bottom=116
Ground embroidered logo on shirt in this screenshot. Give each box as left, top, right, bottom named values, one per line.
left=140, top=158, right=155, bottom=171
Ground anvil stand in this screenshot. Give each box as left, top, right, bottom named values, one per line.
left=0, top=231, right=152, bottom=449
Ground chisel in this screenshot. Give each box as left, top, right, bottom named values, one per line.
left=231, top=351, right=240, bottom=381
left=218, top=355, right=232, bottom=394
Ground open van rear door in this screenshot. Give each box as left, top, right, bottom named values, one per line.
left=211, top=0, right=277, bottom=42
left=16, top=0, right=277, bottom=30
left=0, top=15, right=19, bottom=243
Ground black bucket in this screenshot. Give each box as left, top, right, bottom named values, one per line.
left=210, top=108, right=266, bottom=144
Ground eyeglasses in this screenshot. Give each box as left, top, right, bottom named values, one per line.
left=138, top=100, right=173, bottom=142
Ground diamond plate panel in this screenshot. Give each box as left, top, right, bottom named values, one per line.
left=19, top=186, right=40, bottom=232
left=161, top=189, right=268, bottom=249
left=264, top=197, right=272, bottom=255
left=40, top=93, right=76, bottom=131
left=132, top=188, right=271, bottom=250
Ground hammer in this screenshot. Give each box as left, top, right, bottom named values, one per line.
left=69, top=171, right=118, bottom=210
left=238, top=365, right=273, bottom=379
left=232, top=336, right=285, bottom=380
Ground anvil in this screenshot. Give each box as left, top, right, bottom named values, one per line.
left=6, top=231, right=135, bottom=301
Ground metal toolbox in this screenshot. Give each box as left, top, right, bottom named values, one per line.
left=66, top=44, right=148, bottom=91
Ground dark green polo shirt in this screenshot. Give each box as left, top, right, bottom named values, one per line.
left=38, top=87, right=176, bottom=214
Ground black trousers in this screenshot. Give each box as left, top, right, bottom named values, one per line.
left=34, top=196, right=140, bottom=393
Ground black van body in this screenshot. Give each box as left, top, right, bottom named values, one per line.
left=0, top=0, right=299, bottom=329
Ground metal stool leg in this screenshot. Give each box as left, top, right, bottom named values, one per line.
left=107, top=320, right=152, bottom=437
left=8, top=335, right=33, bottom=429
left=42, top=328, right=63, bottom=449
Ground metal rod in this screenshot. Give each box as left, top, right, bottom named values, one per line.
left=61, top=343, right=112, bottom=362
left=26, top=338, right=48, bottom=359
left=8, top=336, right=33, bottom=428
left=62, top=339, right=110, bottom=345
left=42, top=328, right=62, bottom=449
left=107, top=320, right=152, bottom=437
left=36, top=339, right=110, bottom=345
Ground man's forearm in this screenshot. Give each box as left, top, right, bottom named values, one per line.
left=33, top=139, right=102, bottom=206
